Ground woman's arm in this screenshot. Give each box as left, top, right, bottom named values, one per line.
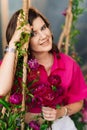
left=24, top=100, right=83, bottom=124
left=42, top=100, right=83, bottom=121
left=0, top=23, right=31, bottom=96
left=0, top=24, right=23, bottom=96
left=64, top=100, right=83, bottom=116
left=0, top=42, right=16, bottom=96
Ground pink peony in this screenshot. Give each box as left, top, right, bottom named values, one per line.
left=27, top=70, right=39, bottom=82
left=84, top=99, right=87, bottom=109
left=28, top=59, right=39, bottom=70
left=9, top=93, right=22, bottom=105
left=32, top=82, right=55, bottom=107
left=82, top=108, right=87, bottom=123
left=31, top=81, right=64, bottom=108
left=29, top=120, right=40, bottom=130
left=48, top=74, right=61, bottom=86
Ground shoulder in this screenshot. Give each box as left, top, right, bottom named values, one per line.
left=59, top=52, right=75, bottom=61
left=59, top=52, right=77, bottom=64
left=58, top=52, right=81, bottom=70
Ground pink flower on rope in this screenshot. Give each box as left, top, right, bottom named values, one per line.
left=28, top=59, right=39, bottom=70
left=82, top=99, right=87, bottom=123
left=9, top=93, right=22, bottom=105
left=28, top=120, right=40, bottom=130
left=82, top=108, right=87, bottom=123
left=62, top=8, right=67, bottom=16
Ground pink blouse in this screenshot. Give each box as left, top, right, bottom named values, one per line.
left=28, top=52, right=87, bottom=113
left=0, top=53, right=87, bottom=113
left=40, top=53, right=87, bottom=101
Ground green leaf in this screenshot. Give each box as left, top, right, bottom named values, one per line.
left=56, top=105, right=61, bottom=109
left=7, top=125, right=16, bottom=130
left=40, top=123, right=48, bottom=130
left=71, top=112, right=85, bottom=130
left=52, top=85, right=57, bottom=91
left=0, top=120, right=7, bottom=129
left=8, top=113, right=20, bottom=127
left=0, top=99, right=10, bottom=110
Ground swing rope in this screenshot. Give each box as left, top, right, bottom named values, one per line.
left=58, top=0, right=73, bottom=54
left=20, top=0, right=30, bottom=129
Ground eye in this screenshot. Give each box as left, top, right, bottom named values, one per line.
left=31, top=31, right=38, bottom=37
left=41, top=24, right=47, bottom=31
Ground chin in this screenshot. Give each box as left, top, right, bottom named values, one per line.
left=44, top=46, right=52, bottom=52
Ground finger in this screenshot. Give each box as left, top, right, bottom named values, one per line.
left=42, top=107, right=57, bottom=121
left=42, top=107, right=55, bottom=114
left=42, top=112, right=55, bottom=121
left=21, top=24, right=32, bottom=34
left=42, top=106, right=52, bottom=111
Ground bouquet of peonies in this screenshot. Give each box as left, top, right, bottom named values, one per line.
left=25, top=59, right=65, bottom=129
left=27, top=59, right=65, bottom=108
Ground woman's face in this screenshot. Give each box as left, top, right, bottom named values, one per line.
left=30, top=17, right=52, bottom=54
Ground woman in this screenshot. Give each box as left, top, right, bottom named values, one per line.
left=0, top=7, right=87, bottom=130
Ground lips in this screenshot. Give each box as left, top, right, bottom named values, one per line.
left=40, top=39, right=49, bottom=46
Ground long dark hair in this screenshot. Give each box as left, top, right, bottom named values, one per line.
left=6, top=7, right=59, bottom=58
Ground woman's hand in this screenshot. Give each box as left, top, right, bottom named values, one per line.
left=25, top=112, right=45, bottom=125
left=42, top=101, right=84, bottom=121
left=9, top=12, right=32, bottom=48
left=42, top=106, right=64, bottom=121
left=9, top=24, right=31, bottom=48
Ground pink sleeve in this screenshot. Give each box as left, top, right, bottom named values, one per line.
left=0, top=60, right=2, bottom=65
left=66, top=61, right=87, bottom=104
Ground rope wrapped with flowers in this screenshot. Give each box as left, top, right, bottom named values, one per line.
left=0, top=0, right=31, bottom=129
left=20, top=0, right=30, bottom=129
left=58, top=0, right=73, bottom=54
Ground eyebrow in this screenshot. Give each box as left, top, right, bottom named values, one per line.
left=32, top=23, right=46, bottom=32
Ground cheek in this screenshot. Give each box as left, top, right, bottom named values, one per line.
left=30, top=39, right=38, bottom=49
left=47, top=29, right=52, bottom=36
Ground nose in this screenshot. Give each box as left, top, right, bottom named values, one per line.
left=39, top=31, right=46, bottom=40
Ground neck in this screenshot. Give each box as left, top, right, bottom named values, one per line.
left=32, top=52, right=52, bottom=64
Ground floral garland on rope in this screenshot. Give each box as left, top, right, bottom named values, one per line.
left=0, top=0, right=31, bottom=129
left=58, top=0, right=73, bottom=54
left=59, top=0, right=87, bottom=130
